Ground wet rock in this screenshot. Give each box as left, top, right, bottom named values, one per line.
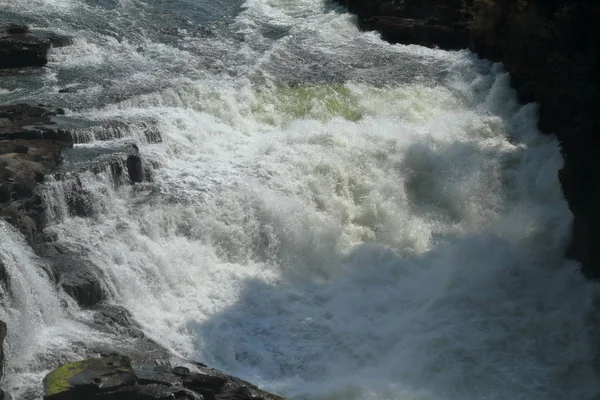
left=127, top=154, right=144, bottom=183
left=43, top=355, right=137, bottom=400
left=0, top=104, right=74, bottom=241
left=60, top=268, right=106, bottom=308
left=0, top=35, right=49, bottom=69
left=35, top=242, right=107, bottom=308
left=373, top=16, right=468, bottom=49
left=0, top=320, right=6, bottom=378
left=0, top=260, right=9, bottom=292
left=42, top=356, right=285, bottom=400
left=91, top=303, right=145, bottom=339
left=6, top=25, right=29, bottom=35
left=0, top=27, right=73, bottom=70
left=58, top=88, right=76, bottom=94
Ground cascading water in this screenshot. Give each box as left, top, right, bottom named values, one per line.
left=1, top=0, right=599, bottom=399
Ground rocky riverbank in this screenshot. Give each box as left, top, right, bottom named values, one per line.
left=0, top=23, right=285, bottom=400
left=334, top=0, right=600, bottom=280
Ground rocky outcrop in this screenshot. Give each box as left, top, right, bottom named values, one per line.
left=0, top=104, right=73, bottom=242
left=335, top=0, right=600, bottom=279
left=42, top=355, right=284, bottom=400
left=0, top=24, right=72, bottom=69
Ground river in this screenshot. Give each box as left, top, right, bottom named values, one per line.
left=0, top=0, right=599, bottom=399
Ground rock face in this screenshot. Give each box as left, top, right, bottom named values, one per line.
left=335, top=0, right=600, bottom=279
left=335, top=0, right=471, bottom=49
left=42, top=356, right=285, bottom=400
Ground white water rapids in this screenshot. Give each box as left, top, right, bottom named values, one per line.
left=1, top=0, right=600, bottom=399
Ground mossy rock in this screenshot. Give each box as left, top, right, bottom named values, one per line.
left=42, top=355, right=136, bottom=400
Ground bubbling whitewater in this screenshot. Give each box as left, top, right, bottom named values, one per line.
left=1, top=0, right=600, bottom=399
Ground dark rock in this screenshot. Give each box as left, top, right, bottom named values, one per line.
left=0, top=104, right=74, bottom=242
left=0, top=260, right=9, bottom=291
left=373, top=17, right=468, bottom=49
left=0, top=389, right=13, bottom=400
left=44, top=32, right=74, bottom=48
left=0, top=28, right=73, bottom=70
left=0, top=186, right=10, bottom=203
left=42, top=355, right=137, bottom=400
left=60, top=268, right=106, bottom=308
left=35, top=242, right=107, bottom=308
left=0, top=35, right=50, bottom=69
left=0, top=104, right=52, bottom=121
left=127, top=154, right=143, bottom=183
left=6, top=25, right=28, bottom=35
left=172, top=367, right=191, bottom=377
left=0, top=320, right=6, bottom=380
left=42, top=356, right=285, bottom=400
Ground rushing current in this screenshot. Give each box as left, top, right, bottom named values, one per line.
left=1, top=0, right=600, bottom=399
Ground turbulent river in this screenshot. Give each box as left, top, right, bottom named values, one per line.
left=1, top=0, right=600, bottom=399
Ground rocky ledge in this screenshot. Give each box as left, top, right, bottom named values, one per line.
left=335, top=0, right=600, bottom=280
left=0, top=24, right=72, bottom=69
left=43, top=355, right=283, bottom=400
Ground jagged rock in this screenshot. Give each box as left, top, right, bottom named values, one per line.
left=42, top=356, right=285, bottom=400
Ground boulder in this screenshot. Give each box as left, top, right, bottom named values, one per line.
left=42, top=356, right=285, bottom=400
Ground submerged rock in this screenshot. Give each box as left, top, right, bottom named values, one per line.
left=43, top=355, right=285, bottom=400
